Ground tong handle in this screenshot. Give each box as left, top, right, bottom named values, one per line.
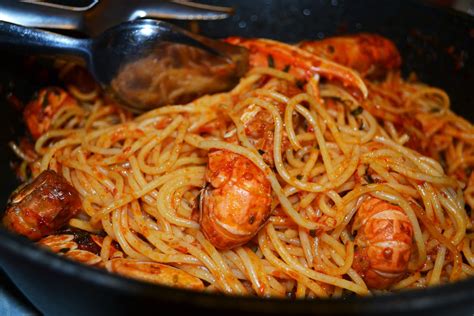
left=0, top=21, right=89, bottom=62
left=0, top=0, right=233, bottom=37
left=141, top=0, right=233, bottom=20
left=0, top=0, right=82, bottom=32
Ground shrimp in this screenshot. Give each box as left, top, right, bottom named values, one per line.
left=225, top=37, right=368, bottom=98
left=200, top=149, right=272, bottom=249
left=38, top=230, right=124, bottom=265
left=106, top=259, right=205, bottom=290
left=23, top=87, right=78, bottom=139
left=351, top=197, right=414, bottom=290
left=298, top=33, right=401, bottom=78
left=235, top=97, right=290, bottom=166
left=39, top=232, right=203, bottom=290
left=38, top=234, right=103, bottom=266
left=2, top=170, right=82, bottom=240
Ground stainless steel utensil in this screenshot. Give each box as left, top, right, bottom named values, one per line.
left=0, top=19, right=248, bottom=112
left=0, top=0, right=233, bottom=36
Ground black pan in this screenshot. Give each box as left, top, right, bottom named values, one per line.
left=0, top=0, right=473, bottom=315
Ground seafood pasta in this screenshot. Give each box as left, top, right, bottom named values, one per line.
left=3, top=34, right=474, bottom=297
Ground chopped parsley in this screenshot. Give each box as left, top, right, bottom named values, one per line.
left=350, top=106, right=364, bottom=116
left=296, top=80, right=305, bottom=89
left=466, top=166, right=473, bottom=176
left=267, top=54, right=275, bottom=68
left=364, top=173, right=375, bottom=184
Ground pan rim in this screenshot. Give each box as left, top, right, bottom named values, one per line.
left=1, top=226, right=473, bottom=314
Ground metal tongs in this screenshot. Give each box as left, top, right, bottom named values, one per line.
left=0, top=1, right=249, bottom=113
left=0, top=0, right=233, bottom=36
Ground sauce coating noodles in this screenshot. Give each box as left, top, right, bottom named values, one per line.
left=7, top=35, right=474, bottom=297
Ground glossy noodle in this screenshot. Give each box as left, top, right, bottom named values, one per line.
left=4, top=34, right=474, bottom=297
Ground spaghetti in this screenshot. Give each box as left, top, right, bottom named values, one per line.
left=5, top=34, right=474, bottom=298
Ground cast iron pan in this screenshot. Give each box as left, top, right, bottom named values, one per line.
left=0, top=0, right=473, bottom=315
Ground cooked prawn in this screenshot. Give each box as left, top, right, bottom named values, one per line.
left=106, top=258, right=205, bottom=290
left=23, top=87, right=78, bottom=139
left=38, top=232, right=203, bottom=289
left=299, top=33, right=401, bottom=78
left=225, top=37, right=368, bottom=98
left=3, top=170, right=82, bottom=240
left=38, top=234, right=103, bottom=266
left=352, top=197, right=414, bottom=290
left=200, top=149, right=272, bottom=249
